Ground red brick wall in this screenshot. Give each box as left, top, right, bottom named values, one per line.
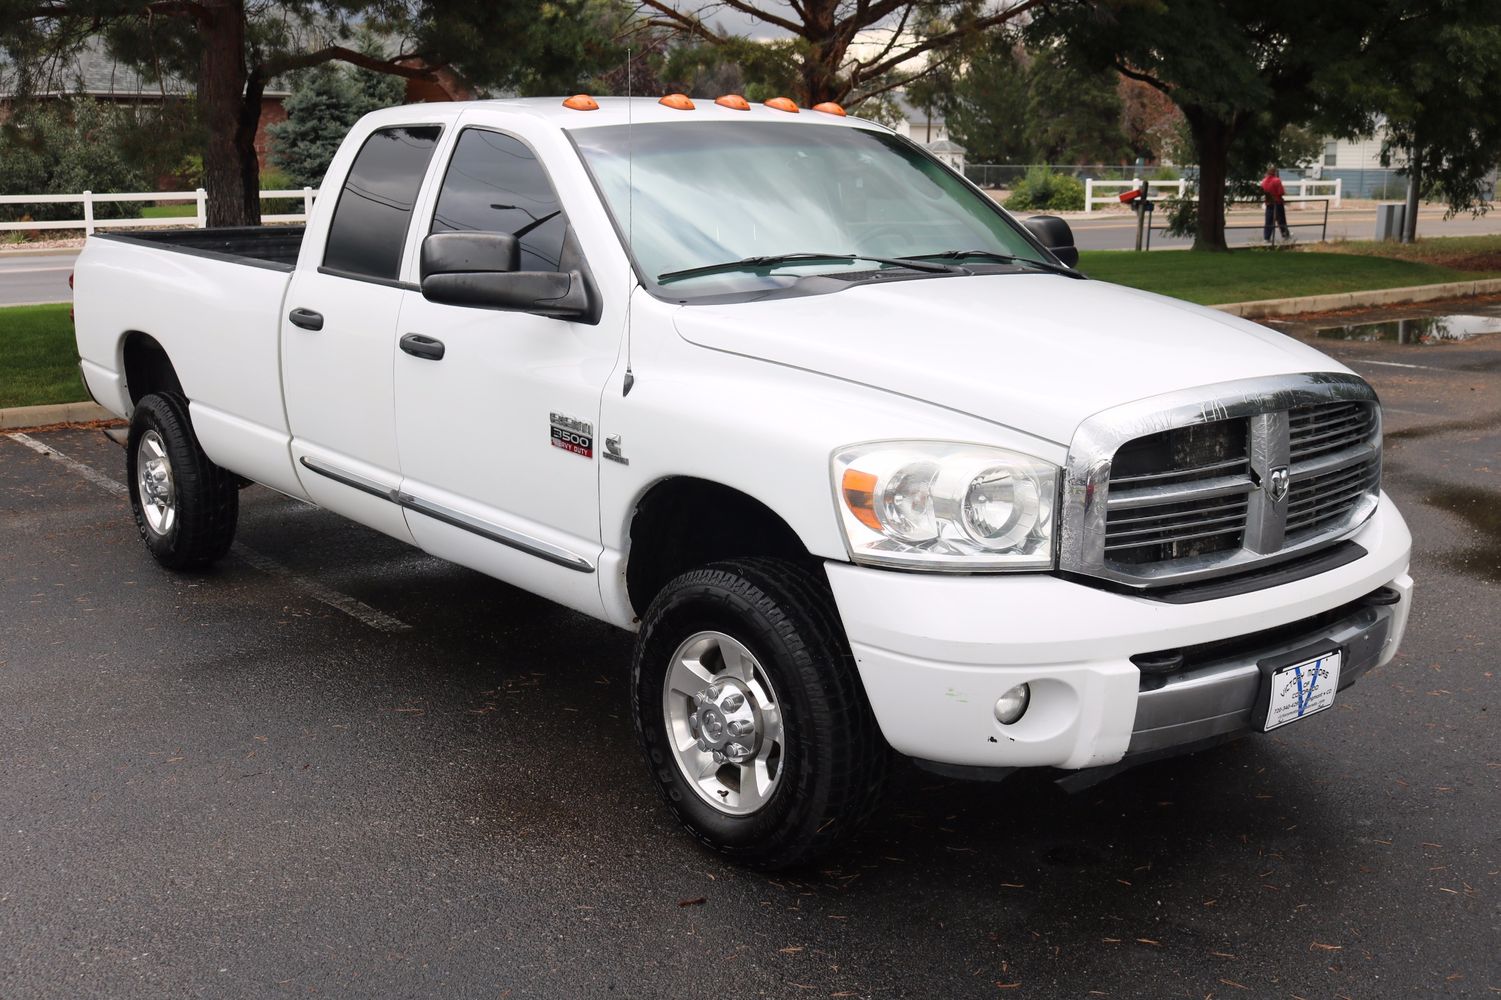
left=255, top=96, right=288, bottom=175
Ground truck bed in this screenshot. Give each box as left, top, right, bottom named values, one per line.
left=96, top=226, right=306, bottom=270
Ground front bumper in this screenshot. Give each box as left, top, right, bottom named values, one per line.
left=825, top=493, right=1412, bottom=771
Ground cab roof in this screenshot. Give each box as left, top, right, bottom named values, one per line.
left=390, top=96, right=889, bottom=132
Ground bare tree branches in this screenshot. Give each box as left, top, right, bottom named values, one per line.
left=637, top=0, right=1046, bottom=105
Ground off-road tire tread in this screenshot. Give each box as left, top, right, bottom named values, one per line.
left=127, top=391, right=238, bottom=569
left=633, top=557, right=888, bottom=870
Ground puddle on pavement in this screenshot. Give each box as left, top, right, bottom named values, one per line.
left=1312, top=313, right=1501, bottom=344
left=1424, top=485, right=1501, bottom=583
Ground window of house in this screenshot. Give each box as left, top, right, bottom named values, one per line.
left=323, top=125, right=442, bottom=281
left=430, top=129, right=568, bottom=273
left=1323, top=141, right=1338, bottom=167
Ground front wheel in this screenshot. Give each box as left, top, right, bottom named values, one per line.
left=127, top=392, right=238, bottom=570
left=632, top=558, right=888, bottom=869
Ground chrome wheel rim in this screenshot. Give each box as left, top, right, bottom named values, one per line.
left=663, top=630, right=786, bottom=816
left=136, top=429, right=176, bottom=536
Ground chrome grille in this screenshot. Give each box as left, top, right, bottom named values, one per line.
left=1286, top=451, right=1382, bottom=538
left=1104, top=419, right=1250, bottom=564
left=1289, top=400, right=1378, bottom=462
left=1059, top=374, right=1383, bottom=588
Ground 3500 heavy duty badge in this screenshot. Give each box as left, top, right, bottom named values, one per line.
left=549, top=412, right=594, bottom=458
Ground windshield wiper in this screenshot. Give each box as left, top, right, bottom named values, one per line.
left=657, top=252, right=962, bottom=285
left=900, top=250, right=1084, bottom=279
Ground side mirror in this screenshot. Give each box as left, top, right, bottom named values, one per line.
left=419, top=232, right=591, bottom=320
left=1022, top=215, right=1079, bottom=268
left=420, top=232, right=520, bottom=279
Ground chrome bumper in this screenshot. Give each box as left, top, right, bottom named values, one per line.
left=1126, top=589, right=1400, bottom=756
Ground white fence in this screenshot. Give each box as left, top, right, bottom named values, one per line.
left=1083, top=177, right=1342, bottom=213
left=0, top=188, right=321, bottom=233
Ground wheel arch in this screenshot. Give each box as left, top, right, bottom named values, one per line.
left=120, top=331, right=185, bottom=408
left=624, top=476, right=825, bottom=619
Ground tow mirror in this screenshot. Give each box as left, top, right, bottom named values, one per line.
left=1022, top=215, right=1079, bottom=268
left=419, top=232, right=591, bottom=320
left=420, top=232, right=520, bottom=279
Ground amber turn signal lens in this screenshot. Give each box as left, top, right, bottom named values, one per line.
left=715, top=94, right=751, bottom=111
left=764, top=97, right=799, bottom=113
left=812, top=101, right=846, bottom=116
left=562, top=94, right=599, bottom=111
left=841, top=469, right=883, bottom=533
left=659, top=93, right=694, bottom=110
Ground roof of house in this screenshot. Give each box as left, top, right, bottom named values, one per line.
left=892, top=91, right=944, bottom=126
left=925, top=138, right=966, bottom=153
left=1, top=39, right=289, bottom=99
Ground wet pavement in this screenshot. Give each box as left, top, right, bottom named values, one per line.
left=1, top=312, right=1498, bottom=998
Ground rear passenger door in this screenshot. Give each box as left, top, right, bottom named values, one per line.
left=392, top=124, right=621, bottom=618
left=282, top=123, right=443, bottom=541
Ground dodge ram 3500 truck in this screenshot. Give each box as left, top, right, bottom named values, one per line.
left=73, top=96, right=1413, bottom=868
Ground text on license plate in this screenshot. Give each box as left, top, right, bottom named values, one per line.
left=1264, top=650, right=1342, bottom=732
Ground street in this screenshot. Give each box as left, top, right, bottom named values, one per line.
left=1067, top=204, right=1501, bottom=251
left=1, top=305, right=1496, bottom=998
left=3, top=206, right=1501, bottom=306
left=0, top=254, right=73, bottom=307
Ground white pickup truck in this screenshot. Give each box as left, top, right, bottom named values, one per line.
left=74, top=96, right=1413, bottom=868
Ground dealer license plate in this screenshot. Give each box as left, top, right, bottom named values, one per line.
left=1263, top=650, right=1342, bottom=732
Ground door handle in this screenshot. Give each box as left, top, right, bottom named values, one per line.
left=288, top=308, right=324, bottom=331
left=400, top=333, right=446, bottom=361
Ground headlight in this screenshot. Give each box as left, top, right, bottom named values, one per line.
left=832, top=442, right=1057, bottom=571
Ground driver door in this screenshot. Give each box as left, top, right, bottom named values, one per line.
left=392, top=125, right=622, bottom=617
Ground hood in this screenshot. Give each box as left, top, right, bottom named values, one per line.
left=671, top=273, right=1352, bottom=446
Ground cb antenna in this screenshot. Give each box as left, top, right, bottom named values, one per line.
left=622, top=45, right=636, bottom=397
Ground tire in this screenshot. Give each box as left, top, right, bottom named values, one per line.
left=126, top=391, right=238, bottom=570
left=632, top=557, right=888, bottom=869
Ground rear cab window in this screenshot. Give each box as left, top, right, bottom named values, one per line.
left=323, top=125, right=443, bottom=281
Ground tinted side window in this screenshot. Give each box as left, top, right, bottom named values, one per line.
left=323, top=125, right=442, bottom=280
left=431, top=129, right=567, bottom=272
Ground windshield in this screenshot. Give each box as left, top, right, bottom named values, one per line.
left=570, top=122, right=1052, bottom=299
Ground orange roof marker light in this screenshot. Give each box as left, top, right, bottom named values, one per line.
left=715, top=94, right=751, bottom=111
left=812, top=101, right=846, bottom=116
left=764, top=97, right=799, bottom=113
left=659, top=93, right=695, bottom=110
left=562, top=94, right=599, bottom=111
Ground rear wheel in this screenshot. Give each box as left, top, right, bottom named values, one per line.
left=127, top=392, right=238, bottom=569
left=632, top=558, right=888, bottom=869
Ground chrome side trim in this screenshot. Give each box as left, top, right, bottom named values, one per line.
left=298, top=455, right=398, bottom=502
left=398, top=494, right=595, bottom=573
left=1059, top=372, right=1380, bottom=588
left=298, top=456, right=595, bottom=574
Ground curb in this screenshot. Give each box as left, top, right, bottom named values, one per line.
left=0, top=401, right=113, bottom=430
left=1214, top=278, right=1501, bottom=319
left=0, top=246, right=84, bottom=258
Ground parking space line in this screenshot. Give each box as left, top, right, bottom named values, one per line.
left=1349, top=359, right=1441, bottom=371
left=6, top=432, right=412, bottom=633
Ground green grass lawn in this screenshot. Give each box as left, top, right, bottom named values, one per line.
left=0, top=304, right=85, bottom=408
left=1078, top=248, right=1495, bottom=305
left=140, top=203, right=198, bottom=218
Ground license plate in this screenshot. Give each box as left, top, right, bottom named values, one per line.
left=1263, top=650, right=1342, bottom=732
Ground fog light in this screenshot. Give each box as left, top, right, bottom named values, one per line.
left=994, top=683, right=1030, bottom=725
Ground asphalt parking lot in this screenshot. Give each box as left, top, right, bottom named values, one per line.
left=2, top=308, right=1498, bottom=998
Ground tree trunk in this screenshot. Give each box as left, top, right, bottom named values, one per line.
left=800, top=0, right=843, bottom=105
left=237, top=64, right=266, bottom=224
left=1185, top=108, right=1232, bottom=252
left=1402, top=146, right=1421, bottom=244
left=197, top=0, right=254, bottom=227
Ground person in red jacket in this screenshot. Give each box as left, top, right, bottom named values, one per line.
left=1261, top=166, right=1293, bottom=242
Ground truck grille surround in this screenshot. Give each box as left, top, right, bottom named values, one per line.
left=1058, top=373, right=1382, bottom=588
